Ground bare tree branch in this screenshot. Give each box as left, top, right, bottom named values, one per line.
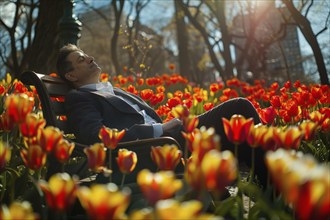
left=304, top=0, right=314, bottom=17
left=316, top=10, right=330, bottom=37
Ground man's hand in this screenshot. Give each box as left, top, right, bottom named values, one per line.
left=162, top=118, right=183, bottom=135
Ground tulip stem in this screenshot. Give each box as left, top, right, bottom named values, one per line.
left=249, top=148, right=255, bottom=184
left=248, top=148, right=255, bottom=209
left=108, top=149, right=112, bottom=183
left=120, top=174, right=126, bottom=189
left=234, top=144, right=244, bottom=220
left=0, top=170, right=7, bottom=202
left=184, top=144, right=188, bottom=173
left=234, top=144, right=239, bottom=166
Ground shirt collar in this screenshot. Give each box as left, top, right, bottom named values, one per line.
left=80, top=82, right=114, bottom=93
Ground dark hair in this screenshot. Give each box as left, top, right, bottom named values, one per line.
left=56, top=44, right=83, bottom=80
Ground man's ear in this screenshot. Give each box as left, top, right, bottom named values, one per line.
left=64, top=72, right=77, bottom=82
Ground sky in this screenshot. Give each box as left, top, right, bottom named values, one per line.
left=0, top=0, right=329, bottom=78
left=74, top=0, right=330, bottom=76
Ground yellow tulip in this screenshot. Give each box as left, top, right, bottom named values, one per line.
left=137, top=169, right=182, bottom=205
left=78, top=183, right=130, bottom=220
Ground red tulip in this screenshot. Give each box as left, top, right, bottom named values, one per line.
left=298, top=120, right=319, bottom=141
left=116, top=148, right=137, bottom=174
left=273, top=126, right=303, bottom=150
left=184, top=156, right=205, bottom=192
left=247, top=123, right=267, bottom=148
left=84, top=143, right=106, bottom=172
left=53, top=139, right=75, bottom=163
left=19, top=113, right=46, bottom=139
left=4, top=94, right=34, bottom=124
left=20, top=145, right=47, bottom=170
left=222, top=114, right=254, bottom=145
left=78, top=183, right=130, bottom=220
left=203, top=102, right=214, bottom=111
left=0, top=141, right=11, bottom=172
left=191, top=127, right=220, bottom=163
left=39, top=173, right=78, bottom=212
left=38, top=126, right=63, bottom=152
left=140, top=89, right=154, bottom=101
left=151, top=144, right=182, bottom=171
left=98, top=126, right=125, bottom=150
left=137, top=169, right=182, bottom=206
left=0, top=112, right=15, bottom=132
left=201, top=150, right=237, bottom=197
left=258, top=106, right=277, bottom=125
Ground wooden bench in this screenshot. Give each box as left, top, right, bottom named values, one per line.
left=20, top=71, right=183, bottom=184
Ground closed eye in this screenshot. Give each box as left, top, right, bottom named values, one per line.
left=77, top=56, right=85, bottom=63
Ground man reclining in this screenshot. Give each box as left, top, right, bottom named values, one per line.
left=56, top=44, right=268, bottom=187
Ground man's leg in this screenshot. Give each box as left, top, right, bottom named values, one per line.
left=197, top=97, right=268, bottom=188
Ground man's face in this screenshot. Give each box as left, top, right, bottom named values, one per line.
left=65, top=50, right=101, bottom=87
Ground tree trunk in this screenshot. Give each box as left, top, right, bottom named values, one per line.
left=24, top=0, right=65, bottom=75
left=174, top=0, right=193, bottom=81
left=283, top=0, right=329, bottom=85
left=111, top=0, right=124, bottom=75
left=215, top=0, right=234, bottom=80
left=177, top=0, right=226, bottom=81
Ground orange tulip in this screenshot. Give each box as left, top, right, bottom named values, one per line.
left=98, top=126, right=125, bottom=150
left=203, top=102, right=214, bottom=111
left=191, top=127, right=220, bottom=163
left=78, top=183, right=130, bottom=220
left=20, top=145, right=47, bottom=170
left=99, top=73, right=109, bottom=82
left=151, top=144, right=182, bottom=171
left=222, top=114, right=254, bottom=145
left=38, top=126, right=63, bottom=152
left=140, top=89, right=154, bottom=101
left=0, top=141, right=11, bottom=172
left=0, top=201, right=39, bottom=220
left=39, top=173, right=78, bottom=212
left=53, top=139, right=75, bottom=163
left=19, top=113, right=46, bottom=139
left=273, top=126, right=303, bottom=149
left=84, top=143, right=106, bottom=172
left=201, top=150, right=237, bottom=197
left=298, top=120, right=319, bottom=141
left=4, top=93, right=34, bottom=124
left=137, top=169, right=182, bottom=205
left=116, top=148, right=137, bottom=174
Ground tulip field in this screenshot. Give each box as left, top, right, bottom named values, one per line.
left=0, top=71, right=329, bottom=220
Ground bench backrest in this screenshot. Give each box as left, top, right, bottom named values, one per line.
left=20, top=71, right=72, bottom=134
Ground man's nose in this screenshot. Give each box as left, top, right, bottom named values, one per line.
left=88, top=56, right=94, bottom=63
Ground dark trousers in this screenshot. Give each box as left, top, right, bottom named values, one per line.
left=97, top=98, right=267, bottom=188
left=173, top=97, right=268, bottom=188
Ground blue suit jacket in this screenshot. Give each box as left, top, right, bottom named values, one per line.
left=65, top=87, right=162, bottom=145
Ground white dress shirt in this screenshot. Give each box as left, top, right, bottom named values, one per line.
left=80, top=82, right=163, bottom=137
